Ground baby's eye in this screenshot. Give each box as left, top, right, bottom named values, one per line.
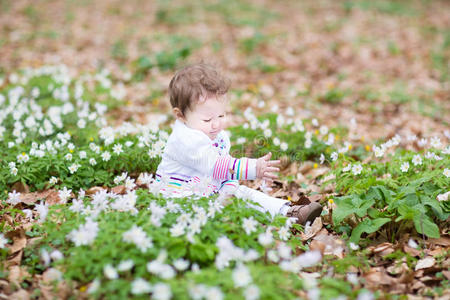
left=219, top=115, right=225, bottom=118
left=203, top=119, right=211, bottom=122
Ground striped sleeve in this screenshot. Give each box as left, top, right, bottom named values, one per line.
left=212, top=156, right=257, bottom=181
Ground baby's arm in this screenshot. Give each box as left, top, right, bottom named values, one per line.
left=213, top=152, right=280, bottom=182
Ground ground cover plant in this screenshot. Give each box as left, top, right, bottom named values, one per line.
left=1, top=0, right=449, bottom=299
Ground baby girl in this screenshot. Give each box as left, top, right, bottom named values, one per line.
left=156, top=63, right=322, bottom=225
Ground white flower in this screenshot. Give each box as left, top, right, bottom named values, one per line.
left=69, top=199, right=84, bottom=213
left=342, top=164, right=351, bottom=172
left=319, top=153, right=325, bottom=164
left=0, top=234, right=8, bottom=248
left=400, top=162, right=409, bottom=173
left=77, top=119, right=86, bottom=129
left=103, top=264, right=118, bottom=280
left=7, top=190, right=21, bottom=205
left=357, top=291, right=374, bottom=300
left=312, top=118, right=319, bottom=127
left=244, top=285, right=260, bottom=300
left=89, top=158, right=97, bottom=166
left=173, top=258, right=190, bottom=271
left=49, top=249, right=63, bottom=261
left=170, top=223, right=185, bottom=237
left=113, top=144, right=123, bottom=155
left=23, top=209, right=33, bottom=219
left=152, top=282, right=172, bottom=300
left=277, top=242, right=292, bottom=260
left=267, top=250, right=279, bottom=263
left=49, top=176, right=58, bottom=184
left=58, top=187, right=72, bottom=204
left=101, top=151, right=111, bottom=161
left=430, top=137, right=441, bottom=148
left=35, top=201, right=49, bottom=223
left=232, top=263, right=252, bottom=288
left=64, top=153, right=73, bottom=161
left=87, top=278, right=100, bottom=294
left=444, top=168, right=450, bottom=178
left=122, top=225, right=153, bottom=252
left=68, top=163, right=80, bottom=174
left=117, top=259, right=134, bottom=272
left=280, top=142, right=288, bottom=151
left=205, top=286, right=223, bottom=300
left=418, top=138, right=427, bottom=148
left=347, top=272, right=359, bottom=285
left=349, top=242, right=359, bottom=251
left=412, top=154, right=422, bottom=166
left=257, top=231, right=273, bottom=247
left=43, top=268, right=63, bottom=282
left=242, top=217, right=258, bottom=235
left=277, top=226, right=290, bottom=241
left=131, top=278, right=152, bottom=295
left=273, top=137, right=280, bottom=146
left=79, top=151, right=87, bottom=159
left=10, top=167, right=18, bottom=176
left=437, top=191, right=450, bottom=202
left=408, top=239, right=419, bottom=249
left=263, top=128, right=272, bottom=138
left=373, top=146, right=384, bottom=158
left=331, top=152, right=338, bottom=162
left=17, top=152, right=29, bottom=163
left=352, top=164, right=363, bottom=175
left=304, top=139, right=312, bottom=149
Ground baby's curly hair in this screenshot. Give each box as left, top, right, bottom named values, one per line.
left=168, top=63, right=230, bottom=116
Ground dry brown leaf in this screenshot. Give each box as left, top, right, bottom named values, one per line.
left=11, top=182, right=30, bottom=194
left=364, top=268, right=394, bottom=286
left=415, top=256, right=435, bottom=271
left=442, top=270, right=450, bottom=280
left=9, top=289, right=29, bottom=300
left=301, top=217, right=323, bottom=241
left=86, top=186, right=106, bottom=195
left=372, top=242, right=395, bottom=256
left=313, top=231, right=346, bottom=258
left=427, top=237, right=450, bottom=247
left=7, top=266, right=30, bottom=286
left=111, top=185, right=126, bottom=195
left=403, top=244, right=421, bottom=257
left=5, top=250, right=23, bottom=267
left=306, top=167, right=329, bottom=180
left=19, top=189, right=58, bottom=205
left=5, top=228, right=26, bottom=254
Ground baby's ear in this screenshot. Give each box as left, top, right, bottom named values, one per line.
left=173, top=108, right=185, bottom=121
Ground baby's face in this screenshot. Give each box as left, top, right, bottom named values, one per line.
left=180, top=95, right=227, bottom=140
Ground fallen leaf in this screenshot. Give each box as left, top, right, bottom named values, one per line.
left=5, top=250, right=23, bottom=267
left=415, top=257, right=435, bottom=271
left=8, top=266, right=30, bottom=286
left=9, top=289, right=29, bottom=300
left=5, top=228, right=26, bottom=253
left=442, top=270, right=450, bottom=280
left=301, top=217, right=323, bottom=241
left=403, top=244, right=421, bottom=257
left=372, top=242, right=395, bottom=256
left=11, top=182, right=30, bottom=193
left=427, top=237, right=450, bottom=247
left=111, top=185, right=126, bottom=195
left=86, top=186, right=107, bottom=195
left=19, top=189, right=58, bottom=205
left=364, top=268, right=394, bottom=286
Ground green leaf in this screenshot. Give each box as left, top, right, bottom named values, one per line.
left=413, top=215, right=440, bottom=239
left=350, top=218, right=391, bottom=244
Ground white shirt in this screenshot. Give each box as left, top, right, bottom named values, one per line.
left=156, top=120, right=232, bottom=188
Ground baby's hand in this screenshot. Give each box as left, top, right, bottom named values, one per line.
left=256, top=152, right=280, bottom=183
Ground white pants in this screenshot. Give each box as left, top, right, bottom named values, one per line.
left=232, top=185, right=289, bottom=218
